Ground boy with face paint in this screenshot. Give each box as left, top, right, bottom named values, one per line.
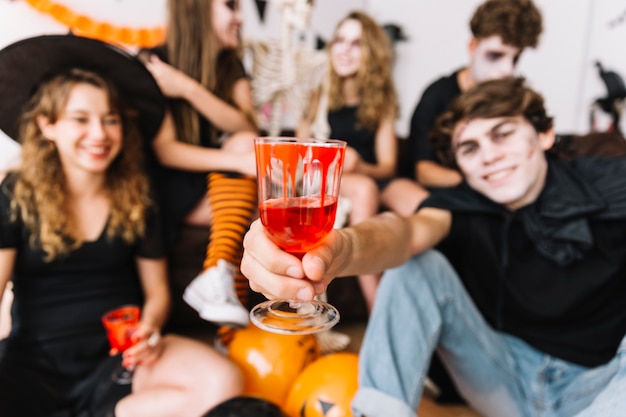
left=240, top=77, right=626, bottom=417
left=406, top=0, right=542, bottom=192
left=382, top=0, right=544, bottom=397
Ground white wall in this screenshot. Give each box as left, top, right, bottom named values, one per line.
left=0, top=1, right=67, bottom=164
left=580, top=1, right=626, bottom=133
left=2, top=0, right=625, bottom=166
left=242, top=0, right=367, bottom=44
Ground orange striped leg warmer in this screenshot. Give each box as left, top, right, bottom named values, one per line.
left=203, top=172, right=257, bottom=306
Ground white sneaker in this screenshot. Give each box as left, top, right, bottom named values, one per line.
left=183, top=259, right=249, bottom=327
left=315, top=329, right=351, bottom=354
left=423, top=377, right=441, bottom=399
left=333, top=196, right=352, bottom=229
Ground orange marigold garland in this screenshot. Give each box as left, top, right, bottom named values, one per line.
left=25, top=0, right=165, bottom=48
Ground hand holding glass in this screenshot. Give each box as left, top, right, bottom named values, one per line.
left=251, top=137, right=346, bottom=334
left=101, top=305, right=141, bottom=384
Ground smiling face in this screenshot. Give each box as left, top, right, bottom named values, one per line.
left=330, top=18, right=363, bottom=78
left=453, top=116, right=554, bottom=210
left=38, top=83, right=123, bottom=177
left=212, top=0, right=243, bottom=49
left=468, top=35, right=522, bottom=83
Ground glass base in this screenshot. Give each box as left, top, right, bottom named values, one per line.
left=249, top=299, right=340, bottom=335
left=111, top=364, right=134, bottom=385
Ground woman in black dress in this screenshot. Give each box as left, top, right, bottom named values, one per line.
left=0, top=35, right=243, bottom=417
left=298, top=11, right=428, bottom=312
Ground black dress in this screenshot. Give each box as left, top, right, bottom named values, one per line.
left=327, top=105, right=391, bottom=190
left=328, top=105, right=377, bottom=165
left=0, top=174, right=164, bottom=417
left=142, top=46, right=249, bottom=246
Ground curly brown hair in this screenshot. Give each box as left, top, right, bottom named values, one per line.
left=10, top=69, right=152, bottom=261
left=429, top=77, right=553, bottom=168
left=327, top=11, right=398, bottom=130
left=470, top=0, right=543, bottom=48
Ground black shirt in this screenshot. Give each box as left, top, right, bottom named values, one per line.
left=408, top=70, right=462, bottom=167
left=143, top=46, right=249, bottom=244
left=0, top=173, right=164, bottom=414
left=0, top=174, right=163, bottom=346
left=328, top=105, right=377, bottom=164
left=420, top=156, right=626, bottom=367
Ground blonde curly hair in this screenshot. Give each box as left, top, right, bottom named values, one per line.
left=10, top=69, right=152, bottom=261
left=327, top=11, right=398, bottom=130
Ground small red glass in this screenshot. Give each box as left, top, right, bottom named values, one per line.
left=102, top=305, right=140, bottom=384
left=251, top=137, right=346, bottom=334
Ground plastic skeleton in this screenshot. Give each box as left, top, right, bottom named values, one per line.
left=245, top=0, right=327, bottom=136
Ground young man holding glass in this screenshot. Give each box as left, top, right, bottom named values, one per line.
left=241, top=77, right=626, bottom=417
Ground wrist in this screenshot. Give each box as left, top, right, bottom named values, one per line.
left=139, top=315, right=162, bottom=333
left=147, top=330, right=161, bottom=348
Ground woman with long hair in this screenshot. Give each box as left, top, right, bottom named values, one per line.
left=298, top=11, right=428, bottom=311
left=141, top=0, right=258, bottom=327
left=0, top=35, right=242, bottom=417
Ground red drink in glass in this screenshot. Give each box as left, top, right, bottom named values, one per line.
left=251, top=137, right=346, bottom=334
left=260, top=196, right=338, bottom=254
left=102, top=305, right=140, bottom=352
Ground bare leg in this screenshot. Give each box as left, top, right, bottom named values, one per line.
left=207, top=132, right=258, bottom=304
left=182, top=132, right=257, bottom=326
left=183, top=196, right=213, bottom=226
left=381, top=178, right=429, bottom=217
left=116, top=335, right=243, bottom=417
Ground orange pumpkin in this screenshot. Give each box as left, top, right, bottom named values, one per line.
left=283, top=352, right=359, bottom=417
left=217, top=324, right=321, bottom=406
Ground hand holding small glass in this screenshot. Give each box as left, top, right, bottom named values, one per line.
left=250, top=137, right=346, bottom=334
left=102, top=305, right=162, bottom=384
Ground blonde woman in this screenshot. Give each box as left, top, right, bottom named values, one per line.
left=298, top=11, right=427, bottom=311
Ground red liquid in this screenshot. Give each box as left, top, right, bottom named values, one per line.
left=260, top=196, right=338, bottom=254
left=106, top=325, right=136, bottom=352
left=102, top=306, right=140, bottom=352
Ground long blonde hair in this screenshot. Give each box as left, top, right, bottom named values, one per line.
left=328, top=11, right=398, bottom=130
left=10, top=69, right=152, bottom=261
left=166, top=0, right=247, bottom=145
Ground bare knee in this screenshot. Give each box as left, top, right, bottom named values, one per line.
left=184, top=197, right=213, bottom=226
left=222, top=131, right=256, bottom=153
left=381, top=178, right=429, bottom=217
left=342, top=174, right=380, bottom=223
left=131, top=335, right=244, bottom=412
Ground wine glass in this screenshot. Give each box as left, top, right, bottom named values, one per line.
left=251, top=137, right=346, bottom=335
left=101, top=305, right=141, bottom=384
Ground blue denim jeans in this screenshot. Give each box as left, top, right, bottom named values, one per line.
left=351, top=250, right=626, bottom=417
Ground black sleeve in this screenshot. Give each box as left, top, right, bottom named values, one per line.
left=408, top=83, right=448, bottom=164
left=571, top=156, right=626, bottom=219
left=0, top=175, right=20, bottom=249
left=135, top=205, right=166, bottom=259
